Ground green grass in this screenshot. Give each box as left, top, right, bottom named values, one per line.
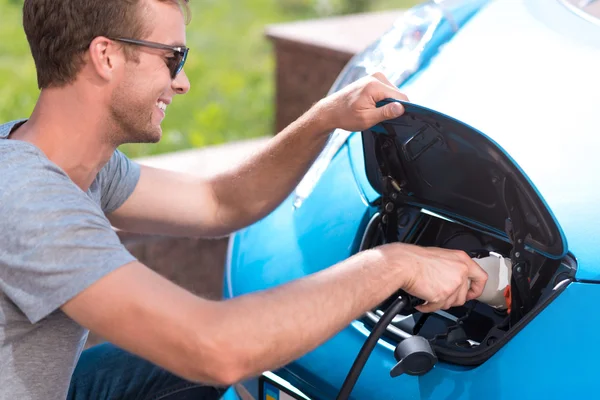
left=0, top=0, right=419, bottom=157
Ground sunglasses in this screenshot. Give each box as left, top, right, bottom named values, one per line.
left=110, top=37, right=189, bottom=79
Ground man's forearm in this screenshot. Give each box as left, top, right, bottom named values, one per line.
left=61, top=243, right=484, bottom=386
left=210, top=101, right=333, bottom=233
left=201, top=248, right=407, bottom=384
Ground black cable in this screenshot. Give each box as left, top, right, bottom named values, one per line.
left=336, top=295, right=410, bottom=400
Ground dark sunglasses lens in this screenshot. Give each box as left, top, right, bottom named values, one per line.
left=166, top=54, right=181, bottom=79
left=167, top=50, right=187, bottom=79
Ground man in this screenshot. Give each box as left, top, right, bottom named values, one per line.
left=0, top=0, right=488, bottom=399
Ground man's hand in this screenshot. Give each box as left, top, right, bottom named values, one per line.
left=375, top=243, right=489, bottom=313
left=317, top=72, right=409, bottom=132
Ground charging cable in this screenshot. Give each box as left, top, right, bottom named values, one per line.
left=336, top=293, right=424, bottom=400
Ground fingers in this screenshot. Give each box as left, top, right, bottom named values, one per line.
left=416, top=301, right=443, bottom=314
left=467, top=279, right=485, bottom=301
left=371, top=71, right=404, bottom=92
left=414, top=282, right=460, bottom=313
left=466, top=261, right=489, bottom=301
left=378, top=102, right=405, bottom=121
left=443, top=293, right=458, bottom=311
left=371, top=72, right=408, bottom=99
left=457, top=278, right=470, bottom=306
left=328, top=73, right=409, bottom=131
left=443, top=279, right=469, bottom=310
left=368, top=73, right=409, bottom=102
left=414, top=251, right=477, bottom=313
left=366, top=75, right=408, bottom=123
left=375, top=84, right=410, bottom=103
left=401, top=249, right=488, bottom=314
left=417, top=288, right=463, bottom=313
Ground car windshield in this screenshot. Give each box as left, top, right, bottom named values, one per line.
left=561, top=0, right=600, bottom=21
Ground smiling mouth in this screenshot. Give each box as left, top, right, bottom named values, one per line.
left=157, top=101, right=167, bottom=113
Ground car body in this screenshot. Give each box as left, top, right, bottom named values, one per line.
left=221, top=0, right=600, bottom=399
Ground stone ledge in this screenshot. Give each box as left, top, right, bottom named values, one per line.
left=134, top=136, right=271, bottom=176
left=265, top=10, right=403, bottom=57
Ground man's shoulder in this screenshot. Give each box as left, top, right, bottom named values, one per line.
left=0, top=119, right=69, bottom=182
left=0, top=142, right=79, bottom=210
left=0, top=141, right=66, bottom=179
left=0, top=119, right=26, bottom=139
left=0, top=119, right=41, bottom=167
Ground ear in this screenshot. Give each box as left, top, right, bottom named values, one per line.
left=87, top=36, right=122, bottom=82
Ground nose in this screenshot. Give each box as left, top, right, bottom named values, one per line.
left=172, top=69, right=190, bottom=94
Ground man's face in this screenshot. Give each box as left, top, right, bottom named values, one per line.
left=109, top=0, right=190, bottom=145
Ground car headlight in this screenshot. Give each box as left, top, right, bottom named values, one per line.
left=292, top=0, right=487, bottom=209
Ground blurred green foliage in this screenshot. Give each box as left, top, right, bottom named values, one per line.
left=0, top=0, right=419, bottom=157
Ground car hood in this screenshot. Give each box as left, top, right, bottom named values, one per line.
left=371, top=0, right=600, bottom=278
left=363, top=100, right=567, bottom=259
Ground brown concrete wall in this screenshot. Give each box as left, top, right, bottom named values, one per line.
left=119, top=232, right=229, bottom=300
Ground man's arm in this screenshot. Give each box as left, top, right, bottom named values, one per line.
left=107, top=73, right=408, bottom=237
left=61, top=243, right=487, bottom=385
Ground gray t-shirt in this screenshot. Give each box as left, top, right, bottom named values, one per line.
left=0, top=120, right=141, bottom=400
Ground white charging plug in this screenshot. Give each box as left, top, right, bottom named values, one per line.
left=472, top=253, right=512, bottom=309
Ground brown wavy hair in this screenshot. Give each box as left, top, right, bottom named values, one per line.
left=23, top=0, right=191, bottom=89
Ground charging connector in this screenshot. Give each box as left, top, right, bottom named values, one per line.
left=472, top=253, right=512, bottom=310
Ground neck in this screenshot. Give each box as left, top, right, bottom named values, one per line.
left=12, top=85, right=118, bottom=191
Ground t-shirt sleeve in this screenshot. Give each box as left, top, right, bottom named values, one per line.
left=98, top=149, right=141, bottom=214
left=0, top=158, right=137, bottom=323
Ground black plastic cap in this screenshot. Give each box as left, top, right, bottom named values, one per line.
left=390, top=336, right=437, bottom=377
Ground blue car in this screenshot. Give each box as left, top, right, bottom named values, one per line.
left=223, top=0, right=600, bottom=399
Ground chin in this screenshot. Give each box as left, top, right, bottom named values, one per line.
left=125, top=127, right=162, bottom=145
left=145, top=127, right=162, bottom=143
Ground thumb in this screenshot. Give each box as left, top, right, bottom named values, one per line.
left=378, top=102, right=404, bottom=121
